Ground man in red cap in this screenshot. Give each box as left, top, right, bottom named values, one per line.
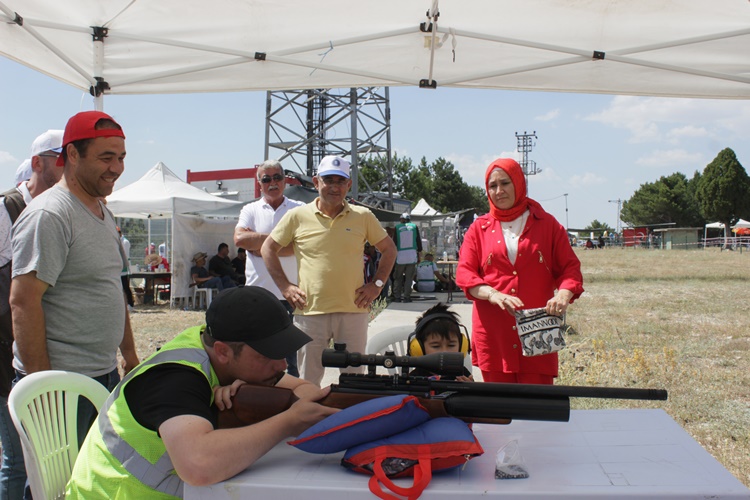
left=10, top=111, right=140, bottom=454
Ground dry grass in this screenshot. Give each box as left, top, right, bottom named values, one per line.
left=558, top=247, right=750, bottom=487
left=129, top=247, right=750, bottom=487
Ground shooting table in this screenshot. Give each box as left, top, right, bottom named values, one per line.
left=184, top=409, right=749, bottom=499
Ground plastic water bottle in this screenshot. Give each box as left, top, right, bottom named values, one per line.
left=442, top=250, right=448, bottom=261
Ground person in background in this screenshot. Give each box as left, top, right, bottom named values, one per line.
left=234, top=160, right=305, bottom=376
left=191, top=252, right=234, bottom=291
left=455, top=158, right=583, bottom=385
left=209, top=243, right=242, bottom=286
left=66, top=286, right=336, bottom=498
left=13, top=159, right=32, bottom=188
left=262, top=155, right=396, bottom=385
left=392, top=212, right=422, bottom=303
left=407, top=303, right=473, bottom=381
left=117, top=226, right=135, bottom=311
left=10, top=112, right=140, bottom=499
left=231, top=248, right=246, bottom=278
left=415, top=253, right=453, bottom=293
left=0, top=129, right=64, bottom=499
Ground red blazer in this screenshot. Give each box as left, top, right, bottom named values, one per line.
left=456, top=205, right=583, bottom=375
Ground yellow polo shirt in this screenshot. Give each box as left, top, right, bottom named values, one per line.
left=271, top=199, right=387, bottom=315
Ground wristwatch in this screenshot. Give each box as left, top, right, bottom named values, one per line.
left=374, top=279, right=384, bottom=288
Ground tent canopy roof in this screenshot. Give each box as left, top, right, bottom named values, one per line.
left=106, top=162, right=241, bottom=218
left=2, top=1, right=750, bottom=98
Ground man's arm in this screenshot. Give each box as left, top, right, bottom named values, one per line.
left=372, top=235, right=397, bottom=285
left=235, top=226, right=294, bottom=257
left=261, top=236, right=306, bottom=309
left=354, top=235, right=397, bottom=308
left=9, top=272, right=51, bottom=373
left=159, top=386, right=336, bottom=486
left=119, top=298, right=139, bottom=375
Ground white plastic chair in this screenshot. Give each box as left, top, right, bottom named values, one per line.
left=192, top=284, right=215, bottom=310
left=8, top=370, right=110, bottom=500
left=366, top=325, right=473, bottom=374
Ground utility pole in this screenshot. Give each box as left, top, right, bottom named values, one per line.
left=564, top=193, right=569, bottom=231
left=608, top=199, right=622, bottom=233
left=515, top=131, right=540, bottom=188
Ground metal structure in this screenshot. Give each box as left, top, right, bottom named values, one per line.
left=264, top=87, right=395, bottom=209
left=515, top=131, right=540, bottom=184
left=608, top=198, right=623, bottom=233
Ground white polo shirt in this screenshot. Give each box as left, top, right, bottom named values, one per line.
left=236, top=196, right=304, bottom=299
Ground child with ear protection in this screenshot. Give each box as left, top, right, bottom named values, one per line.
left=407, top=303, right=474, bottom=381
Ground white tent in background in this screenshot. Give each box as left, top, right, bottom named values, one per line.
left=412, top=199, right=441, bottom=217
left=106, top=162, right=240, bottom=218
left=733, top=218, right=750, bottom=228
left=107, top=162, right=241, bottom=304
left=703, top=222, right=726, bottom=248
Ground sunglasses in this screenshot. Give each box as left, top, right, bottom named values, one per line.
left=260, top=173, right=284, bottom=184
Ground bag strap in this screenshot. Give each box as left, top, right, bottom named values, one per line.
left=368, top=448, right=433, bottom=500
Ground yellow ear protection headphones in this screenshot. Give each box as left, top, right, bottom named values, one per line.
left=407, top=312, right=471, bottom=357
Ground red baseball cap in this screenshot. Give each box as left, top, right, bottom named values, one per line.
left=56, top=111, right=125, bottom=166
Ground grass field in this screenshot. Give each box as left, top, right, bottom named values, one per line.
left=129, top=246, right=750, bottom=488
left=558, top=247, right=750, bottom=487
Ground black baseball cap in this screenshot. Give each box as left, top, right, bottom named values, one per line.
left=205, top=287, right=311, bottom=359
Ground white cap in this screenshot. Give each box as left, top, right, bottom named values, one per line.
left=401, top=212, right=410, bottom=220
left=317, top=156, right=350, bottom=179
left=14, top=159, right=32, bottom=186
left=30, top=129, right=64, bottom=158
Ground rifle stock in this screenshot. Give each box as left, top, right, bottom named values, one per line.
left=217, top=384, right=514, bottom=429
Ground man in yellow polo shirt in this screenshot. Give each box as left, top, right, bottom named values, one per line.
left=262, top=156, right=396, bottom=384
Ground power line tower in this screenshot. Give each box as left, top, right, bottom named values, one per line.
left=608, top=198, right=622, bottom=233
left=515, top=131, right=540, bottom=186
left=264, top=87, right=394, bottom=209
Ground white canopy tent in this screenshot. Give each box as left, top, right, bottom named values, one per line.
left=703, top=221, right=726, bottom=248
left=733, top=218, right=750, bottom=229
left=106, top=162, right=241, bottom=303
left=1, top=0, right=750, bottom=107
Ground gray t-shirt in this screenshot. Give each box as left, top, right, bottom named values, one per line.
left=11, top=186, right=126, bottom=377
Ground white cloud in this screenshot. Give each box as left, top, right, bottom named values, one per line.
left=445, top=153, right=499, bottom=187
left=666, top=125, right=710, bottom=143
left=0, top=151, right=17, bottom=165
left=635, top=149, right=704, bottom=168
left=569, top=172, right=607, bottom=186
left=585, top=96, right=750, bottom=145
left=535, top=109, right=560, bottom=122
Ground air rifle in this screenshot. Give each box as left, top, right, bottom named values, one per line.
left=217, top=344, right=668, bottom=429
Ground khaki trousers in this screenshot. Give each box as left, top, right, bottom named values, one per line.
left=294, top=312, right=369, bottom=385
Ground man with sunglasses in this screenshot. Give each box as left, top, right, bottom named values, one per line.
left=234, top=160, right=304, bottom=376
left=0, top=129, right=64, bottom=498
left=262, top=156, right=396, bottom=385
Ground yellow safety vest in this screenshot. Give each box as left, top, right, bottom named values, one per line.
left=66, top=325, right=218, bottom=499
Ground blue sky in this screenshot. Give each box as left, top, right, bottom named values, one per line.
left=2, top=57, right=749, bottom=230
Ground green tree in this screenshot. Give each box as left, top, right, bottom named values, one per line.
left=360, top=154, right=488, bottom=213
left=584, top=219, right=612, bottom=233
left=620, top=172, right=704, bottom=227
left=695, top=148, right=750, bottom=244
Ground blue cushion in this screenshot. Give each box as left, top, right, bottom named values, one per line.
left=342, top=417, right=484, bottom=477
left=288, top=394, right=431, bottom=454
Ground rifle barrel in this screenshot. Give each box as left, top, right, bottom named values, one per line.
left=429, top=380, right=668, bottom=401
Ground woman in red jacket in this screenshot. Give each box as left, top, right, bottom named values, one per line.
left=456, top=158, right=583, bottom=385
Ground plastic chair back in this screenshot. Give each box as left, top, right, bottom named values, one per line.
left=8, top=370, right=111, bottom=500
left=366, top=325, right=473, bottom=375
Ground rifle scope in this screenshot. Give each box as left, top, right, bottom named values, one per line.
left=322, top=343, right=465, bottom=377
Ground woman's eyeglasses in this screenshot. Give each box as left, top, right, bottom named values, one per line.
left=260, top=173, right=284, bottom=184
